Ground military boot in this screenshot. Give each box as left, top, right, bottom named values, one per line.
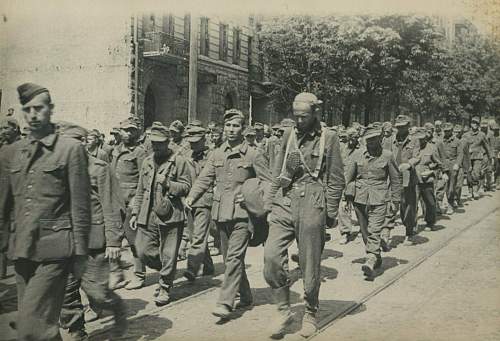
left=380, top=228, right=391, bottom=252
left=125, top=272, right=145, bottom=290
left=362, top=254, right=381, bottom=280
left=299, top=311, right=318, bottom=338
left=269, top=286, right=294, bottom=339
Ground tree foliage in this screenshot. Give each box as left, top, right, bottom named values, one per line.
left=258, top=14, right=500, bottom=125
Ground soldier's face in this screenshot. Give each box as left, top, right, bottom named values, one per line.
left=22, top=102, right=53, bottom=132
left=120, top=128, right=136, bottom=144
left=444, top=130, right=452, bottom=139
left=86, top=135, right=98, bottom=148
left=454, top=131, right=462, bottom=139
left=293, top=103, right=315, bottom=132
left=245, top=135, right=256, bottom=144
left=0, top=124, right=17, bottom=142
left=255, top=130, right=264, bottom=140
left=224, top=118, right=244, bottom=142
left=210, top=132, right=221, bottom=143
left=151, top=140, right=169, bottom=157
left=471, top=122, right=478, bottom=131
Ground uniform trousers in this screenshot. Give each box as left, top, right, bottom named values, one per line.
left=482, top=156, right=493, bottom=190
left=264, top=183, right=326, bottom=314
left=470, top=159, right=484, bottom=187
left=399, top=183, right=418, bottom=236
left=14, top=258, right=72, bottom=341
left=60, top=249, right=125, bottom=332
left=135, top=217, right=184, bottom=290
left=186, top=207, right=214, bottom=276
left=216, top=219, right=252, bottom=308
left=418, top=182, right=437, bottom=226
left=353, top=203, right=386, bottom=257
left=435, top=172, right=448, bottom=211
left=337, top=199, right=353, bottom=236
left=447, top=168, right=463, bottom=206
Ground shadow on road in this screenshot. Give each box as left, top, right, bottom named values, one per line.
left=321, top=248, right=344, bottom=260
left=90, top=314, right=172, bottom=341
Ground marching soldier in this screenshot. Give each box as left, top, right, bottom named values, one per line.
left=169, top=120, right=189, bottom=154
left=131, top=123, right=191, bottom=305
left=481, top=119, right=495, bottom=191
left=263, top=93, right=344, bottom=338
left=86, top=129, right=111, bottom=162
left=0, top=117, right=21, bottom=279
left=209, top=126, right=224, bottom=150
left=466, top=116, right=491, bottom=199
left=442, top=123, right=464, bottom=213
left=0, top=83, right=91, bottom=341
left=110, top=118, right=148, bottom=290
left=185, top=109, right=272, bottom=320
left=384, top=115, right=420, bottom=245
left=254, top=122, right=267, bottom=148
left=491, top=123, right=500, bottom=188
left=244, top=126, right=258, bottom=147
left=58, top=123, right=127, bottom=339
left=183, top=126, right=215, bottom=282
left=338, top=127, right=359, bottom=245
left=345, top=124, right=401, bottom=280
left=453, top=125, right=470, bottom=206
left=414, top=128, right=442, bottom=229
left=424, top=122, right=447, bottom=215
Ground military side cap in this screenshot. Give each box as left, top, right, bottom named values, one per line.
left=211, top=126, right=223, bottom=134
left=120, top=118, right=138, bottom=130
left=17, top=83, right=51, bottom=107
left=414, top=128, right=427, bottom=139
left=271, top=123, right=281, bottom=130
left=293, top=92, right=323, bottom=106
left=110, top=127, right=120, bottom=135
left=57, top=121, right=88, bottom=140
left=453, top=124, right=463, bottom=132
left=88, top=129, right=101, bottom=138
left=186, top=125, right=206, bottom=143
left=244, top=126, right=256, bottom=136
left=443, top=122, right=453, bottom=131
left=471, top=116, right=480, bottom=124
left=254, top=122, right=264, bottom=130
left=0, top=116, right=20, bottom=128
left=150, top=123, right=170, bottom=142
left=434, top=120, right=443, bottom=126
left=491, top=122, right=499, bottom=130
left=382, top=121, right=392, bottom=131
left=224, top=109, right=245, bottom=122
left=395, top=115, right=411, bottom=127
left=480, top=119, right=488, bottom=127
left=364, top=123, right=382, bottom=139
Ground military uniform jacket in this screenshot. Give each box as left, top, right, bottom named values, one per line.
left=132, top=151, right=191, bottom=226
left=465, top=130, right=491, bottom=160
left=88, top=156, right=123, bottom=249
left=442, top=135, right=464, bottom=170
left=0, top=130, right=91, bottom=261
left=185, top=147, right=213, bottom=208
left=89, top=147, right=111, bottom=163
left=268, top=126, right=345, bottom=219
left=345, top=148, right=402, bottom=206
left=431, top=137, right=447, bottom=171
left=384, top=134, right=421, bottom=167
left=111, top=143, right=148, bottom=206
left=414, top=143, right=442, bottom=183
left=189, top=141, right=272, bottom=223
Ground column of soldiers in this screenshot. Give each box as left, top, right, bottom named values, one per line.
left=1, top=83, right=499, bottom=341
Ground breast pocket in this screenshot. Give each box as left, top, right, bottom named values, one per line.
left=40, top=163, right=67, bottom=196
left=9, top=166, right=24, bottom=196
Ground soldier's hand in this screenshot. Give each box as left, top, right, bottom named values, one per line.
left=105, top=246, right=121, bottom=260
left=452, top=164, right=459, bottom=171
left=235, top=193, right=245, bottom=204
left=72, top=255, right=88, bottom=279
left=399, top=163, right=410, bottom=172
left=129, top=214, right=138, bottom=231
left=185, top=197, right=194, bottom=210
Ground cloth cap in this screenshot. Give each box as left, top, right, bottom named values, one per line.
left=491, top=122, right=499, bottom=130
left=186, top=125, right=206, bottom=143
left=188, top=119, right=203, bottom=127
left=210, top=126, right=223, bottom=134
left=244, top=126, right=256, bottom=136
left=480, top=119, right=488, bottom=127
left=110, top=127, right=120, bottom=135
left=471, top=116, right=480, bottom=124
left=150, top=123, right=170, bottom=142
left=443, top=122, right=454, bottom=131
left=17, top=83, right=51, bottom=107
left=224, top=109, right=245, bottom=122
left=119, top=118, right=138, bottom=130
left=88, top=129, right=101, bottom=138
left=293, top=92, right=323, bottom=106
left=453, top=124, right=463, bottom=132
left=395, top=115, right=411, bottom=127
left=414, top=128, right=427, bottom=139
left=57, top=121, right=88, bottom=140
left=434, top=120, right=443, bottom=126
left=271, top=123, right=281, bottom=130
left=382, top=121, right=393, bottom=131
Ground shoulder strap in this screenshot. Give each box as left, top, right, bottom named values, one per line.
left=311, top=127, right=326, bottom=179
left=280, top=128, right=297, bottom=176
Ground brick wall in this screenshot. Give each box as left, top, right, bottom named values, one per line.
left=0, top=11, right=132, bottom=135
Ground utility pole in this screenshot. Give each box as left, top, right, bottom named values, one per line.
left=188, top=14, right=199, bottom=123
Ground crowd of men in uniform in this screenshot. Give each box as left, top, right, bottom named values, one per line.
left=0, top=83, right=499, bottom=341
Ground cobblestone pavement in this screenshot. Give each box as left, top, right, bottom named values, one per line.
left=0, top=191, right=498, bottom=341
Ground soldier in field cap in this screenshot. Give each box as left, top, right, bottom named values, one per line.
left=0, top=83, right=91, bottom=341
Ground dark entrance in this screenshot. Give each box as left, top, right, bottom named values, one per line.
left=144, top=85, right=156, bottom=128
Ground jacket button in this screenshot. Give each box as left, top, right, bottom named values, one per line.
left=300, top=191, right=305, bottom=197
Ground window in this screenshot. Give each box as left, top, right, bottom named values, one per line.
left=232, top=27, right=241, bottom=65
left=162, top=14, right=174, bottom=35
left=184, top=14, right=191, bottom=41
left=200, top=17, right=209, bottom=56
left=219, top=23, right=228, bottom=61
left=247, top=35, right=253, bottom=69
